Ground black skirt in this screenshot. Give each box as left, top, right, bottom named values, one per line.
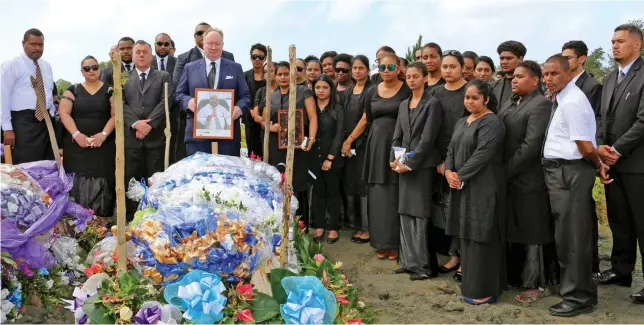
left=460, top=238, right=507, bottom=299
left=368, top=183, right=400, bottom=250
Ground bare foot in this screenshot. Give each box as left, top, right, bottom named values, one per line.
left=352, top=231, right=363, bottom=239
left=360, top=231, right=370, bottom=240
left=442, top=256, right=460, bottom=269
left=328, top=230, right=339, bottom=239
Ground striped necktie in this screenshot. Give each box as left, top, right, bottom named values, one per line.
left=33, top=60, right=46, bottom=121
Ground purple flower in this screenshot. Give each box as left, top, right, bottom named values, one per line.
left=134, top=306, right=161, bottom=324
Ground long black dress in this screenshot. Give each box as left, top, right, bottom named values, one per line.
left=63, top=83, right=115, bottom=217
left=445, top=113, right=506, bottom=299
left=342, top=83, right=371, bottom=230
left=362, top=82, right=412, bottom=250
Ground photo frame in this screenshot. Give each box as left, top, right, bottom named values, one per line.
left=193, top=88, right=235, bottom=139
left=278, top=109, right=304, bottom=149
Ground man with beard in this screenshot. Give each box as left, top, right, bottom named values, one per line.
left=152, top=33, right=176, bottom=75
left=1, top=28, right=56, bottom=164
left=493, top=41, right=526, bottom=107
left=101, top=36, right=135, bottom=86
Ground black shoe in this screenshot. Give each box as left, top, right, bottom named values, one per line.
left=549, top=301, right=596, bottom=317
left=428, top=270, right=440, bottom=279
left=409, top=273, right=430, bottom=281
left=439, top=263, right=460, bottom=274
left=327, top=236, right=339, bottom=244
left=453, top=271, right=462, bottom=282
left=355, top=237, right=370, bottom=244
left=630, top=288, right=644, bottom=304
left=351, top=237, right=359, bottom=243
left=594, top=269, right=632, bottom=287
left=394, top=268, right=409, bottom=274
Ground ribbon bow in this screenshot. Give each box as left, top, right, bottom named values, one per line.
left=164, top=270, right=227, bottom=324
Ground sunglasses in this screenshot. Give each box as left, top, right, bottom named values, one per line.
left=251, top=54, right=266, bottom=60
left=442, top=50, right=462, bottom=57
left=82, top=65, right=100, bottom=72
left=378, top=64, right=397, bottom=72
left=156, top=42, right=170, bottom=47
left=296, top=66, right=304, bottom=72
left=194, top=30, right=205, bottom=37
left=335, top=68, right=350, bottom=74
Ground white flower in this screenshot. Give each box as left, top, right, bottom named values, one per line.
left=119, top=306, right=133, bottom=321
left=45, top=279, right=54, bottom=289
left=357, top=301, right=365, bottom=309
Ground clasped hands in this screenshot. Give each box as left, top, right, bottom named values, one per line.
left=389, top=158, right=410, bottom=174
left=75, top=132, right=106, bottom=148
left=444, top=170, right=463, bottom=189
left=596, top=145, right=618, bottom=185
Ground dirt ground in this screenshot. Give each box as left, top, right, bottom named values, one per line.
left=325, top=226, right=644, bottom=324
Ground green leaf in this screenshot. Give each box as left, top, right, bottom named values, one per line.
left=269, top=268, right=297, bottom=304
left=221, top=316, right=235, bottom=324
left=251, top=292, right=280, bottom=323
left=82, top=295, right=115, bottom=324
left=316, top=260, right=335, bottom=278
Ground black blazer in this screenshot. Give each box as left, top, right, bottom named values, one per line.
left=151, top=55, right=177, bottom=78
left=172, top=46, right=234, bottom=87
left=100, top=62, right=128, bottom=86
left=391, top=91, right=443, bottom=169
left=122, top=69, right=174, bottom=149
left=598, top=56, right=644, bottom=173
left=498, top=90, right=552, bottom=190
left=575, top=71, right=602, bottom=118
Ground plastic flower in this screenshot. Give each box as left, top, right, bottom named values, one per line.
left=298, top=220, right=305, bottom=229
left=237, top=309, right=254, bottom=323
left=347, top=317, right=364, bottom=324
left=236, top=283, right=254, bottom=301
left=336, top=294, right=350, bottom=305
left=357, top=301, right=365, bottom=309
left=120, top=306, right=133, bottom=321
left=280, top=276, right=337, bottom=324
left=334, top=261, right=343, bottom=270
left=313, top=254, right=325, bottom=263
left=163, top=270, right=227, bottom=324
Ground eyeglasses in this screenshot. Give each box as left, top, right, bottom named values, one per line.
left=251, top=54, right=266, bottom=60
left=442, top=50, right=461, bottom=57
left=335, top=68, right=350, bottom=74
left=194, top=30, right=205, bottom=37
left=378, top=64, right=397, bottom=72
left=156, top=42, right=170, bottom=47
left=296, top=66, right=304, bottom=72
left=82, top=65, right=99, bottom=72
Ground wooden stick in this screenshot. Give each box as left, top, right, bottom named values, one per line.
left=112, top=52, right=127, bottom=274
left=3, top=145, right=12, bottom=164
left=263, top=46, right=272, bottom=163
left=280, top=45, right=296, bottom=267
left=211, top=142, right=219, bottom=155
left=30, top=76, right=61, bottom=169
left=163, top=82, right=171, bottom=170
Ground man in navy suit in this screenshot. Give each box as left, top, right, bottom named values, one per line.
left=175, top=27, right=250, bottom=157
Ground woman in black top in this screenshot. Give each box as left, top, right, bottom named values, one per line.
left=475, top=56, right=496, bottom=83
left=296, top=58, right=308, bottom=86
left=251, top=61, right=277, bottom=152
left=341, top=55, right=372, bottom=243
left=310, top=75, right=345, bottom=243
left=391, top=62, right=443, bottom=280
left=363, top=53, right=412, bottom=260
left=58, top=55, right=116, bottom=218
left=264, top=62, right=318, bottom=222
left=445, top=80, right=506, bottom=304
left=306, top=59, right=322, bottom=89
left=432, top=51, right=469, bottom=279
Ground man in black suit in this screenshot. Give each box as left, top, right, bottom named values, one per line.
left=101, top=37, right=135, bottom=86
left=562, top=40, right=604, bottom=276
left=172, top=22, right=234, bottom=161
left=242, top=43, right=267, bottom=157
left=122, top=40, right=173, bottom=219
left=498, top=60, right=556, bottom=296
left=594, top=23, right=644, bottom=304
left=493, top=41, right=526, bottom=108
left=151, top=32, right=178, bottom=163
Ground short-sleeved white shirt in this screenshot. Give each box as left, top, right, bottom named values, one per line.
left=543, top=81, right=596, bottom=160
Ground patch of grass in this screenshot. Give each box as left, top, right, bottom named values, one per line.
left=593, top=178, right=607, bottom=225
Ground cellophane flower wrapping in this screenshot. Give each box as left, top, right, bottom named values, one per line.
left=0, top=164, right=49, bottom=228
left=127, top=153, right=300, bottom=284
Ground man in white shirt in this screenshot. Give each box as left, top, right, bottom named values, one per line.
left=1, top=28, right=56, bottom=164
left=541, top=54, right=612, bottom=317
left=196, top=95, right=231, bottom=132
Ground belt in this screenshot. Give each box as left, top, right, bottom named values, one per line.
left=541, top=158, right=583, bottom=167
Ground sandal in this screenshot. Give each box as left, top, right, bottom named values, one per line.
left=514, top=287, right=550, bottom=303
left=388, top=250, right=399, bottom=261
left=376, top=250, right=388, bottom=259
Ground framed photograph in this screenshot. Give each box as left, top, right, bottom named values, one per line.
left=193, top=88, right=235, bottom=139
left=278, top=109, right=304, bottom=149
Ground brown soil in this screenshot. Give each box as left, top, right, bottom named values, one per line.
left=325, top=228, right=644, bottom=324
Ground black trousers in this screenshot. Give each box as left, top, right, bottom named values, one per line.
left=591, top=198, right=600, bottom=273
left=125, top=146, right=164, bottom=217
left=400, top=215, right=438, bottom=275
left=245, top=122, right=263, bottom=158
left=343, top=194, right=368, bottom=231
left=311, top=169, right=341, bottom=230
left=175, top=111, right=187, bottom=162
left=605, top=171, right=644, bottom=278
left=9, top=110, right=54, bottom=164
left=168, top=103, right=180, bottom=164
left=543, top=161, right=597, bottom=306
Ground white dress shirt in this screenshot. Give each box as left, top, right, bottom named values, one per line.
left=543, top=80, right=597, bottom=160
left=197, top=103, right=231, bottom=131
left=131, top=67, right=152, bottom=129
left=1, top=52, right=55, bottom=131
left=571, top=69, right=585, bottom=84
left=122, top=61, right=134, bottom=72
left=203, top=56, right=221, bottom=89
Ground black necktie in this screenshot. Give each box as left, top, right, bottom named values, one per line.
left=160, top=58, right=165, bottom=71
left=140, top=72, right=147, bottom=89
left=208, top=62, right=216, bottom=88
left=125, top=63, right=131, bottom=72
left=542, top=99, right=559, bottom=157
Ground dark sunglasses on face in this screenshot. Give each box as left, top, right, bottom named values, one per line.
left=378, top=64, right=397, bottom=72
left=82, top=65, right=100, bottom=72
left=296, top=66, right=304, bottom=72
left=156, top=42, right=170, bottom=47
left=251, top=54, right=266, bottom=60
left=335, top=68, right=350, bottom=74
left=194, top=30, right=205, bottom=37
left=442, top=50, right=461, bottom=57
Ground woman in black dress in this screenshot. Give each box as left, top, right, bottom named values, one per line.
left=341, top=55, right=372, bottom=243
left=310, top=75, right=344, bottom=243
left=391, top=62, right=443, bottom=280
left=432, top=51, right=469, bottom=279
left=58, top=55, right=116, bottom=218
left=445, top=80, right=506, bottom=304
left=305, top=59, right=322, bottom=89
left=363, top=53, right=412, bottom=260
left=251, top=61, right=277, bottom=147
left=263, top=61, right=318, bottom=223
